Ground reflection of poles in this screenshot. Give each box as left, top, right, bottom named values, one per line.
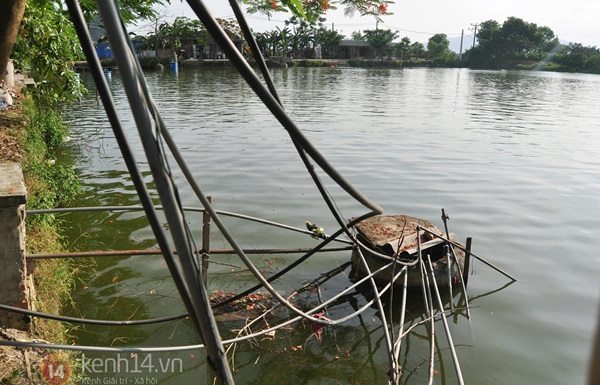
left=588, top=308, right=600, bottom=385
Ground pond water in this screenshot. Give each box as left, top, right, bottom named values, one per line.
left=60, top=66, right=600, bottom=385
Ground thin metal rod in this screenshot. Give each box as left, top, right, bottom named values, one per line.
left=0, top=260, right=402, bottom=355
left=419, top=227, right=516, bottom=281
left=202, top=196, right=212, bottom=284
left=448, top=244, right=471, bottom=319
left=27, top=205, right=353, bottom=245
left=437, top=211, right=472, bottom=319
left=426, top=255, right=466, bottom=385
left=25, top=246, right=353, bottom=260
left=64, top=0, right=201, bottom=343
left=227, top=0, right=280, bottom=103
left=441, top=210, right=454, bottom=312
left=416, top=227, right=436, bottom=385
left=422, top=257, right=436, bottom=385
left=355, top=248, right=400, bottom=384
left=392, top=270, right=408, bottom=379
left=228, top=0, right=378, bottom=249
left=417, top=228, right=431, bottom=317
left=445, top=245, right=454, bottom=312
left=0, top=303, right=185, bottom=325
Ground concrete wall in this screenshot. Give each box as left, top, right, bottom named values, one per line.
left=0, top=163, right=29, bottom=329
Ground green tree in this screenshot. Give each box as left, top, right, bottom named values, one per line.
left=554, top=43, right=600, bottom=72
left=351, top=30, right=365, bottom=40
left=11, top=1, right=84, bottom=105
left=363, top=28, right=398, bottom=58
left=427, top=33, right=451, bottom=59
left=275, top=26, right=293, bottom=57
left=466, top=17, right=560, bottom=69
left=4, top=0, right=167, bottom=104
left=500, top=17, right=537, bottom=59
left=150, top=17, right=205, bottom=51
left=285, top=16, right=323, bottom=58
left=476, top=19, right=501, bottom=46
left=396, top=36, right=411, bottom=59
left=316, top=27, right=345, bottom=58
left=410, top=41, right=424, bottom=59
left=1, top=0, right=164, bottom=84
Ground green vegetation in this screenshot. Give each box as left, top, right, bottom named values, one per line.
left=0, top=100, right=82, bottom=384
left=291, top=59, right=327, bottom=67
left=465, top=17, right=600, bottom=73
left=21, top=102, right=81, bottom=343
left=11, top=2, right=84, bottom=105
left=363, top=28, right=398, bottom=58
left=24, top=107, right=80, bottom=227
left=134, top=16, right=243, bottom=54
left=253, top=18, right=345, bottom=59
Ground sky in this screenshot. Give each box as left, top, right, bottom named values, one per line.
left=140, top=0, right=600, bottom=47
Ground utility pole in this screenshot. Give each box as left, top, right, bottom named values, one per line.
left=459, top=29, right=464, bottom=60
left=470, top=23, right=478, bottom=48
left=332, top=22, right=334, bottom=31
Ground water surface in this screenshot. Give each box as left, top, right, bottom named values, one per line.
left=62, top=67, right=600, bottom=385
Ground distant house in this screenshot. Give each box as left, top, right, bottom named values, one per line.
left=88, top=15, right=113, bottom=59
left=339, top=40, right=371, bottom=59
left=183, top=36, right=245, bottom=60
left=88, top=14, right=142, bottom=60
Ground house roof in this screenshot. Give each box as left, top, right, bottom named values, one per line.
left=340, top=40, right=370, bottom=47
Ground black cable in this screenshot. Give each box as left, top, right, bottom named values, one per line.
left=65, top=0, right=198, bottom=322
left=213, top=212, right=375, bottom=308
left=70, top=2, right=234, bottom=383
left=227, top=0, right=281, bottom=104
left=224, top=0, right=378, bottom=246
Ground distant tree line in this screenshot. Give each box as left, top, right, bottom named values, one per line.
left=130, top=15, right=600, bottom=73
left=465, top=17, right=600, bottom=73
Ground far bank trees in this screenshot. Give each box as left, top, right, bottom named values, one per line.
left=465, top=16, right=600, bottom=73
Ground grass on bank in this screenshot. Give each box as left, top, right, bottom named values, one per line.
left=23, top=101, right=82, bottom=344
left=1, top=97, right=83, bottom=384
